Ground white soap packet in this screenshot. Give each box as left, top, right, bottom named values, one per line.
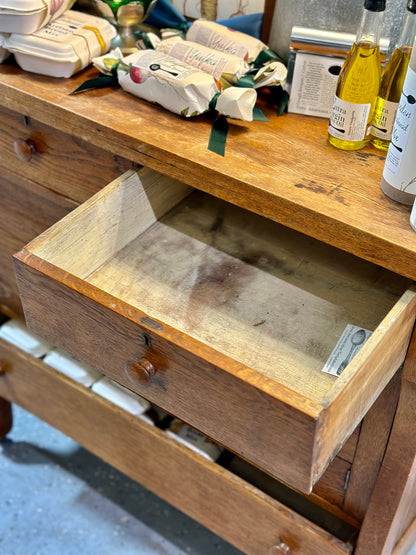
left=92, top=376, right=151, bottom=416
left=0, top=319, right=53, bottom=357
left=166, top=419, right=223, bottom=461
left=43, top=347, right=102, bottom=387
left=322, top=324, right=372, bottom=377
left=93, top=48, right=257, bottom=120
left=186, top=19, right=267, bottom=64
left=5, top=10, right=116, bottom=77
left=0, top=0, right=75, bottom=35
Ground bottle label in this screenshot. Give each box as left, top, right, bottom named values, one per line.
left=383, top=67, right=416, bottom=192
left=329, top=96, right=371, bottom=141
left=371, top=97, right=398, bottom=140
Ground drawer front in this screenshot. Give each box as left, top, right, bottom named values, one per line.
left=0, top=105, right=133, bottom=203
left=13, top=169, right=416, bottom=493
left=0, top=168, right=77, bottom=319
left=0, top=337, right=354, bottom=555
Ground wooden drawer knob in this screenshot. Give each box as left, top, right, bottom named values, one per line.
left=125, top=358, right=156, bottom=387
left=270, top=543, right=291, bottom=554
left=13, top=138, right=36, bottom=162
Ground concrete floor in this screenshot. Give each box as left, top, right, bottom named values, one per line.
left=0, top=404, right=242, bottom=555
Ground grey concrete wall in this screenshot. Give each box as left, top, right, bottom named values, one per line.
left=268, top=0, right=408, bottom=61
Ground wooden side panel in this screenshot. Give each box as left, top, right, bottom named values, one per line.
left=355, top=327, right=416, bottom=555
left=0, top=167, right=77, bottom=319
left=0, top=104, right=133, bottom=203
left=343, top=370, right=402, bottom=521
left=0, top=339, right=353, bottom=555
left=13, top=254, right=320, bottom=493
left=313, top=289, right=416, bottom=483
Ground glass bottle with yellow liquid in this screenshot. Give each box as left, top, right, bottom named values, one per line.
left=371, top=0, right=416, bottom=150
left=328, top=0, right=385, bottom=150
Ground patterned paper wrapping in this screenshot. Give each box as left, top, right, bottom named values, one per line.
left=186, top=19, right=267, bottom=63
left=156, top=36, right=249, bottom=87
left=100, top=48, right=257, bottom=119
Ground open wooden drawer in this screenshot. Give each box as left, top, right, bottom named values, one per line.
left=13, top=168, right=416, bottom=493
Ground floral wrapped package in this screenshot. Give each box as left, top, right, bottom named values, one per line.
left=185, top=19, right=267, bottom=64
left=155, top=35, right=249, bottom=88
left=154, top=21, right=287, bottom=91
left=93, top=48, right=257, bottom=120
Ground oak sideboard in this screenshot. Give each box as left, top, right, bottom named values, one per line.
left=1, top=59, right=416, bottom=555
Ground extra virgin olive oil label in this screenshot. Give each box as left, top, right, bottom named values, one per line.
left=371, top=97, right=398, bottom=140
left=328, top=95, right=371, bottom=141
left=383, top=67, right=416, bottom=188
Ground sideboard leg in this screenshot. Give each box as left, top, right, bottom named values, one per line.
left=0, top=397, right=12, bottom=439
left=354, top=327, right=416, bottom=555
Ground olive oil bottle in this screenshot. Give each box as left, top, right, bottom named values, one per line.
left=371, top=0, right=416, bottom=150
left=381, top=36, right=416, bottom=205
left=328, top=0, right=385, bottom=150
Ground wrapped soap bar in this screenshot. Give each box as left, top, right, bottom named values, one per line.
left=43, top=347, right=102, bottom=386
left=94, top=48, right=256, bottom=120
left=0, top=33, right=9, bottom=62
left=156, top=36, right=249, bottom=87
left=166, top=419, right=224, bottom=461
left=0, top=319, right=52, bottom=357
left=5, top=10, right=116, bottom=78
left=0, top=0, right=75, bottom=35
left=92, top=376, right=152, bottom=415
left=186, top=19, right=267, bottom=64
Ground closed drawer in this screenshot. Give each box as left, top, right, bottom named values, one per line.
left=13, top=168, right=416, bottom=493
left=0, top=336, right=356, bottom=555
left=0, top=167, right=77, bottom=319
left=0, top=105, right=133, bottom=203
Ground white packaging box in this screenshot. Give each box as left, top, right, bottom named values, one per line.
left=0, top=319, right=52, bottom=357
left=166, top=419, right=224, bottom=461
left=92, top=376, right=152, bottom=416
left=5, top=9, right=116, bottom=77
left=43, top=347, right=102, bottom=386
left=0, top=0, right=75, bottom=35
left=0, top=32, right=9, bottom=62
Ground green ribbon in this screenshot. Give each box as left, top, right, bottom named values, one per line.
left=268, top=86, right=289, bottom=116
left=70, top=64, right=120, bottom=95
left=236, top=74, right=255, bottom=88
left=253, top=107, right=269, bottom=121
left=254, top=48, right=284, bottom=68
left=208, top=115, right=229, bottom=156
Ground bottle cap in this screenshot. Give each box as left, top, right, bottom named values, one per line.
left=407, top=0, right=416, bottom=14
left=364, top=0, right=386, bottom=11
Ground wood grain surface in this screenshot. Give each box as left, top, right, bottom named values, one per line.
left=0, top=338, right=354, bottom=555
left=1, top=62, right=416, bottom=279
left=12, top=168, right=416, bottom=492
left=0, top=166, right=77, bottom=318
left=0, top=104, right=133, bottom=203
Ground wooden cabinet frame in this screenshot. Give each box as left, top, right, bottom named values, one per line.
left=1, top=61, right=416, bottom=554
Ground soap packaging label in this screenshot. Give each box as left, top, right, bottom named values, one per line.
left=322, top=324, right=372, bottom=377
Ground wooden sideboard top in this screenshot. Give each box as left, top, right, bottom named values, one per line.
left=1, top=61, right=415, bottom=279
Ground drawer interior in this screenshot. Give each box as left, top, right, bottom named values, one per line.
left=28, top=169, right=412, bottom=403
